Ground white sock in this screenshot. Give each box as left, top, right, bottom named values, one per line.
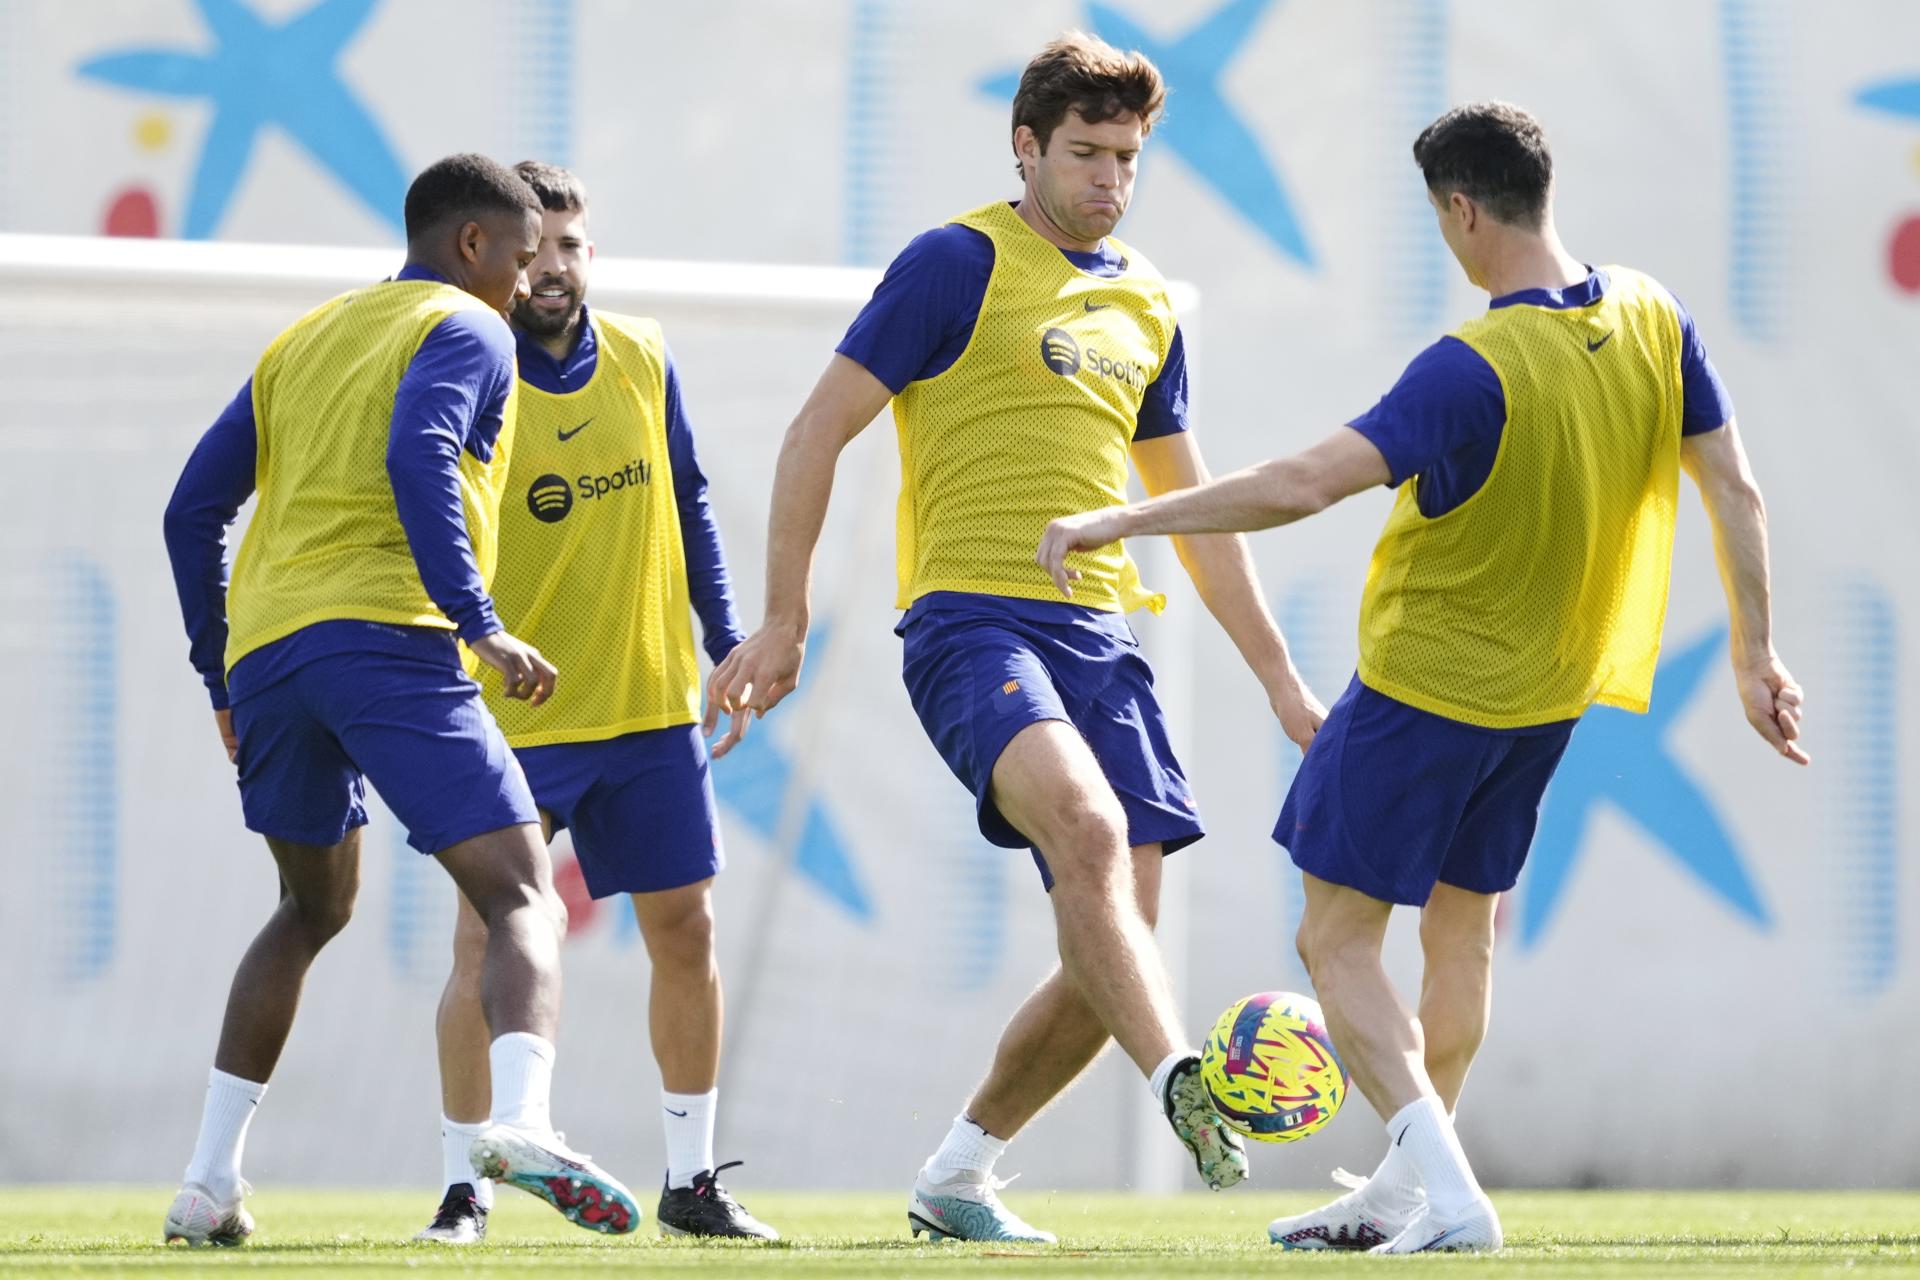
left=488, top=1032, right=555, bottom=1132
left=442, top=1115, right=493, bottom=1210
left=662, top=1088, right=718, bottom=1190
left=922, top=1114, right=1009, bottom=1184
left=1362, top=1127, right=1424, bottom=1216
left=1386, top=1096, right=1483, bottom=1217
left=182, top=1068, right=266, bottom=1200
left=1147, top=1048, right=1195, bottom=1107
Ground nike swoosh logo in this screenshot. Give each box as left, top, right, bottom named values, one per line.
left=664, top=1108, right=688, bottom=1117
left=1586, top=332, right=1613, bottom=352
left=1083, top=299, right=1111, bottom=312
left=557, top=417, right=594, bottom=441
left=1395, top=1124, right=1410, bottom=1146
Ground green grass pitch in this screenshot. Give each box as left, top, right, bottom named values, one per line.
left=2, top=1188, right=1916, bottom=1276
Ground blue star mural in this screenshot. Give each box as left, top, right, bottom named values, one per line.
left=1519, top=625, right=1771, bottom=949
left=76, top=0, right=407, bottom=240
left=709, top=627, right=874, bottom=922
left=979, top=0, right=1314, bottom=266
left=1857, top=75, right=1920, bottom=120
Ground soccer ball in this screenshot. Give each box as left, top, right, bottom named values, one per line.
left=1200, top=991, right=1348, bottom=1143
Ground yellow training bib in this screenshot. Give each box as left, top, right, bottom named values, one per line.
left=225, top=280, right=517, bottom=672
left=1358, top=267, right=1686, bottom=727
left=480, top=312, right=701, bottom=746
left=891, top=201, right=1175, bottom=613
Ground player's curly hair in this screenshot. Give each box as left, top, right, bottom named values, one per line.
left=402, top=153, right=540, bottom=242
left=1413, top=102, right=1553, bottom=228
left=1010, top=32, right=1166, bottom=177
left=513, top=160, right=588, bottom=216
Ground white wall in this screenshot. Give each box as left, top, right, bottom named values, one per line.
left=0, top=0, right=1914, bottom=1191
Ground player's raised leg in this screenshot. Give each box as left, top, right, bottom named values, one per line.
left=164, top=832, right=362, bottom=1246
left=438, top=824, right=641, bottom=1235
left=965, top=845, right=1163, bottom=1137
left=994, top=723, right=1242, bottom=1188
left=912, top=844, right=1162, bottom=1243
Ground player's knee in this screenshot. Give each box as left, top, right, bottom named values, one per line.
left=1040, top=799, right=1128, bottom=887
left=289, top=890, right=354, bottom=945
left=450, top=919, right=488, bottom=980
left=1419, top=910, right=1494, bottom=970
left=1298, top=923, right=1373, bottom=988
left=537, top=881, right=569, bottom=943
left=642, top=891, right=716, bottom=969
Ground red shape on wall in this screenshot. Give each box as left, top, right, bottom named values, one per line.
left=1890, top=214, right=1920, bottom=293
left=103, top=186, right=161, bottom=237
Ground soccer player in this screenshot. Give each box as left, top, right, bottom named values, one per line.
left=1037, top=102, right=1808, bottom=1253
left=159, top=154, right=638, bottom=1245
left=415, top=161, right=775, bottom=1245
left=706, top=34, right=1324, bottom=1242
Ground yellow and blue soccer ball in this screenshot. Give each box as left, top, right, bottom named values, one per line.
left=1200, top=991, right=1348, bottom=1143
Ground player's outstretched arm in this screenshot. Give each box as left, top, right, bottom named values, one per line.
left=1129, top=432, right=1326, bottom=750
left=1038, top=426, right=1389, bottom=588
left=703, top=354, right=893, bottom=759
left=1680, top=421, right=1809, bottom=764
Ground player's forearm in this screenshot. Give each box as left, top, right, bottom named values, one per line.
left=1700, top=472, right=1776, bottom=665
left=163, top=403, right=258, bottom=709
left=385, top=435, right=501, bottom=642
left=677, top=487, right=746, bottom=664
left=1112, top=457, right=1328, bottom=538
left=759, top=414, right=846, bottom=635
left=1172, top=531, right=1299, bottom=696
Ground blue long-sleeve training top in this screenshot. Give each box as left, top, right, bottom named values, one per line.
left=513, top=304, right=744, bottom=665
left=162, top=264, right=514, bottom=710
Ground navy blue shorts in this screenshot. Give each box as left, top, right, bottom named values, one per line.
left=900, top=594, right=1203, bottom=889
left=515, top=724, right=723, bottom=899
left=230, top=639, right=538, bottom=855
left=1276, top=675, right=1576, bottom=906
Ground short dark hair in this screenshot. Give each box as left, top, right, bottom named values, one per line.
left=1010, top=32, right=1166, bottom=176
left=402, top=153, right=540, bottom=242
left=513, top=160, right=588, bottom=215
left=1412, top=102, right=1553, bottom=228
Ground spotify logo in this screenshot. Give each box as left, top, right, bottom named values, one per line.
left=1040, top=327, right=1081, bottom=376
left=526, top=473, right=573, bottom=523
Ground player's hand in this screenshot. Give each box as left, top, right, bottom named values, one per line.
left=214, top=707, right=239, bottom=765
left=1037, top=509, right=1124, bottom=598
left=470, top=630, right=558, bottom=706
left=704, top=623, right=805, bottom=760
left=708, top=702, right=757, bottom=761
left=1736, top=653, right=1809, bottom=764
left=1270, top=672, right=1327, bottom=752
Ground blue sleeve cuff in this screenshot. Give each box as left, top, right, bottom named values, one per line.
left=455, top=603, right=503, bottom=645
